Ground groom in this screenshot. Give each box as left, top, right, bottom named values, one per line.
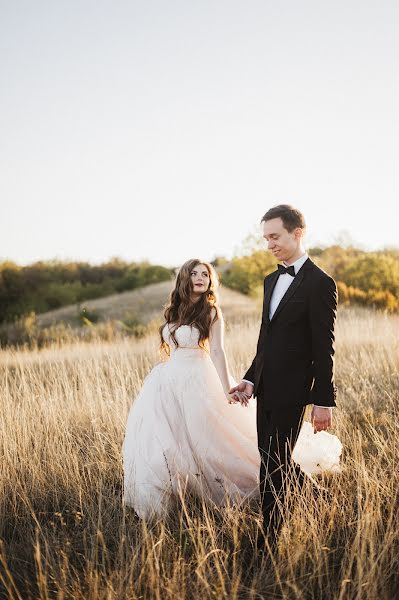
left=230, top=204, right=338, bottom=549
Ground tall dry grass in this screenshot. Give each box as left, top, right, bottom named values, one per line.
left=0, top=307, right=398, bottom=599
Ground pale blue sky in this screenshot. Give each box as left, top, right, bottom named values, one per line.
left=1, top=0, right=398, bottom=267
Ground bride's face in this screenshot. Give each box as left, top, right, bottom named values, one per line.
left=190, top=263, right=210, bottom=296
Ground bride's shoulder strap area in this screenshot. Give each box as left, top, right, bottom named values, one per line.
left=210, top=305, right=222, bottom=322
left=209, top=307, right=225, bottom=345
left=161, top=322, right=171, bottom=339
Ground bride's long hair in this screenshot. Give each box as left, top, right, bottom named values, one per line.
left=159, top=258, right=220, bottom=356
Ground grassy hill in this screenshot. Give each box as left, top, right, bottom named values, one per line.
left=7, top=278, right=393, bottom=349
left=36, top=281, right=260, bottom=330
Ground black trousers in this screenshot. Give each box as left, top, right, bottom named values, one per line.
left=256, top=384, right=306, bottom=544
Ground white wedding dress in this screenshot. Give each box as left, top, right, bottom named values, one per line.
left=122, top=323, right=342, bottom=519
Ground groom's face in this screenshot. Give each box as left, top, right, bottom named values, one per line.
left=263, top=218, right=301, bottom=262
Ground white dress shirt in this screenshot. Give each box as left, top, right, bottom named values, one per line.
left=269, top=252, right=309, bottom=320
left=242, top=252, right=332, bottom=409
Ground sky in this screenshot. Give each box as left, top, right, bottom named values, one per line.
left=1, top=0, right=398, bottom=267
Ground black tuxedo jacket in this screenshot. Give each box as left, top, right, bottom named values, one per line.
left=244, top=257, right=338, bottom=409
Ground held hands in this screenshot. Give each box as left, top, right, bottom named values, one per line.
left=228, top=391, right=249, bottom=406
left=311, top=405, right=332, bottom=433
left=228, top=381, right=254, bottom=407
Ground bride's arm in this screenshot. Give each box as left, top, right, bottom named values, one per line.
left=209, top=309, right=234, bottom=399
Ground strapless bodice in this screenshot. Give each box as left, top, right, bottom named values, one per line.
left=162, top=323, right=209, bottom=359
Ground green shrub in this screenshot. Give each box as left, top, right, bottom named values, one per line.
left=221, top=251, right=276, bottom=295
left=340, top=253, right=399, bottom=297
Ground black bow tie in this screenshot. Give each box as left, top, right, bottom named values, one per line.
left=277, top=264, right=296, bottom=277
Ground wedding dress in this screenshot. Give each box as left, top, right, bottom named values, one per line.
left=122, top=322, right=342, bottom=519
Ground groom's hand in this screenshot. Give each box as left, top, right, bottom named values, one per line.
left=311, top=406, right=332, bottom=433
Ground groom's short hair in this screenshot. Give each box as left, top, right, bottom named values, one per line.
left=261, top=204, right=306, bottom=232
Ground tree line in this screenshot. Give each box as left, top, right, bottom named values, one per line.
left=1, top=245, right=398, bottom=328
left=0, top=259, right=173, bottom=324
left=218, top=246, right=399, bottom=312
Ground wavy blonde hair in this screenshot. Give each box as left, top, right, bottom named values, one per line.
left=159, top=259, right=220, bottom=356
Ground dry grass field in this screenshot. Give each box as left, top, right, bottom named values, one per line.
left=0, top=303, right=398, bottom=599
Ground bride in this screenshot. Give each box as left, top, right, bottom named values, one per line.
left=122, top=259, right=341, bottom=520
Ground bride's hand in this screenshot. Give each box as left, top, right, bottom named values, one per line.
left=228, top=391, right=250, bottom=407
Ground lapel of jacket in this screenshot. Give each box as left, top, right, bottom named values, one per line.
left=270, top=257, right=313, bottom=323
left=263, top=271, right=280, bottom=324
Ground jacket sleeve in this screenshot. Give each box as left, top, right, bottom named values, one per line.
left=308, top=274, right=338, bottom=407
left=243, top=277, right=268, bottom=383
